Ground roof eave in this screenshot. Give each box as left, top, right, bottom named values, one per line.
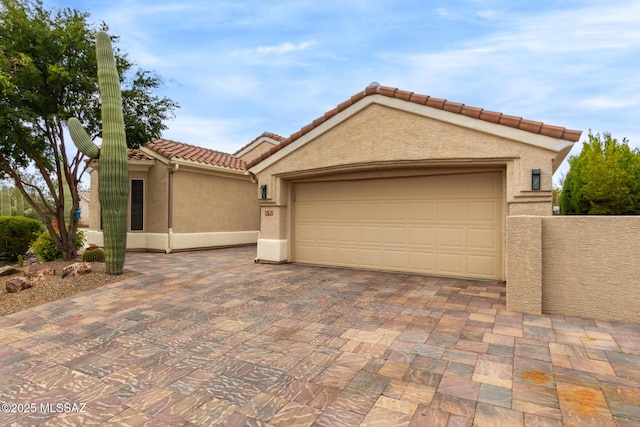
left=171, top=158, right=247, bottom=176
left=249, top=94, right=580, bottom=174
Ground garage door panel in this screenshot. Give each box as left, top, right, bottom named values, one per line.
left=357, top=202, right=383, bottom=220
left=384, top=226, right=408, bottom=244
left=468, top=255, right=498, bottom=277
left=437, top=202, right=466, bottom=222
left=359, top=249, right=383, bottom=267
left=337, top=225, right=359, bottom=243
left=315, top=225, right=338, bottom=242
left=468, top=173, right=501, bottom=196
left=294, top=172, right=503, bottom=279
left=409, top=227, right=436, bottom=246
left=468, top=228, right=498, bottom=250
left=360, top=226, right=382, bottom=243
left=384, top=203, right=409, bottom=220
left=438, top=228, right=464, bottom=248
left=384, top=250, right=407, bottom=269
left=337, top=247, right=359, bottom=264
left=437, top=253, right=465, bottom=276
left=410, top=252, right=434, bottom=271
left=467, top=201, right=498, bottom=222
left=409, top=202, right=436, bottom=221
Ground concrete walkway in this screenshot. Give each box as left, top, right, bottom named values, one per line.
left=0, top=246, right=639, bottom=426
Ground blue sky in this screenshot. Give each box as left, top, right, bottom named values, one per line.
left=52, top=0, right=640, bottom=185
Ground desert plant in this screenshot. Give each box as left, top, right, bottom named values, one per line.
left=81, top=246, right=105, bottom=262
left=31, top=229, right=85, bottom=262
left=14, top=190, right=24, bottom=216
left=1, top=186, right=10, bottom=216
left=17, top=254, right=23, bottom=267
left=0, top=216, right=42, bottom=260
left=69, top=31, right=128, bottom=274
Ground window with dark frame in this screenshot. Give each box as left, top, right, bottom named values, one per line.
left=130, top=179, right=144, bottom=231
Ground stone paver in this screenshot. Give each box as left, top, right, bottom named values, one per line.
left=0, top=246, right=639, bottom=426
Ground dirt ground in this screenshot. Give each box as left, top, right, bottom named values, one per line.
left=0, top=260, right=140, bottom=316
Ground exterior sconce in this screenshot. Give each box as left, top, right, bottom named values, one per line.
left=260, top=184, right=267, bottom=199
left=531, top=169, right=541, bottom=190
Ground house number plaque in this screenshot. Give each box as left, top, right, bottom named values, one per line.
left=264, top=210, right=274, bottom=216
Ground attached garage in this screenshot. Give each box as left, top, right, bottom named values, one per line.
left=293, top=171, right=503, bottom=279
left=248, top=84, right=581, bottom=281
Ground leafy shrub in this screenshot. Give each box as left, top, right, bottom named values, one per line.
left=0, top=216, right=42, bottom=259
left=561, top=131, right=640, bottom=214
left=81, top=246, right=105, bottom=262
left=31, top=229, right=85, bottom=262
left=23, top=208, right=40, bottom=220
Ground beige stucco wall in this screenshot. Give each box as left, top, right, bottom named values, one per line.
left=507, top=215, right=640, bottom=322
left=505, top=216, right=542, bottom=314
left=542, top=216, right=640, bottom=322
left=251, top=100, right=574, bottom=269
left=256, top=103, right=561, bottom=217
left=144, top=164, right=169, bottom=233
left=171, top=169, right=259, bottom=233
left=88, top=165, right=100, bottom=231
left=86, top=159, right=259, bottom=251
left=237, top=141, right=276, bottom=164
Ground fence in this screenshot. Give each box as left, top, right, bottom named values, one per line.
left=506, top=216, right=640, bottom=322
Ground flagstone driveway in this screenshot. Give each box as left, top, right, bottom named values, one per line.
left=0, top=246, right=639, bottom=426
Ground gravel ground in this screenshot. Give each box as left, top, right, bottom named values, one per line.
left=0, top=260, right=141, bottom=316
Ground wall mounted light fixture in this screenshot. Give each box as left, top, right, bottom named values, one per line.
left=532, top=169, right=541, bottom=190
left=260, top=184, right=267, bottom=199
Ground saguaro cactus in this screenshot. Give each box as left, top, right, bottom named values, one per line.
left=1, top=186, right=10, bottom=216
left=68, top=31, right=128, bottom=274
left=15, top=190, right=24, bottom=217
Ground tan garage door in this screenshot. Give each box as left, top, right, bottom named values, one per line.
left=293, top=171, right=503, bottom=279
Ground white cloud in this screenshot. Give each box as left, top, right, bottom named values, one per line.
left=250, top=41, right=315, bottom=56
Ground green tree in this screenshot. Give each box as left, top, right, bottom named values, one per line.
left=561, top=131, right=640, bottom=215
left=0, top=0, right=178, bottom=259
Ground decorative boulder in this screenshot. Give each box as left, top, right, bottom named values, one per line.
left=6, top=276, right=34, bottom=293
left=61, top=262, right=92, bottom=278
left=26, top=265, right=56, bottom=281
left=0, top=266, right=20, bottom=277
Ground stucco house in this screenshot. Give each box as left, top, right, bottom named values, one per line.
left=85, top=137, right=273, bottom=252
left=248, top=83, right=581, bottom=281
left=77, top=189, right=91, bottom=228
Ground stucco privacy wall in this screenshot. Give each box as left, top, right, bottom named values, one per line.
left=507, top=216, right=640, bottom=322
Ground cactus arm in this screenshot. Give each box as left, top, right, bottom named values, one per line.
left=68, top=117, right=100, bottom=159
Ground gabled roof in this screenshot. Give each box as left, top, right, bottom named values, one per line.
left=128, top=149, right=154, bottom=161
left=145, top=138, right=246, bottom=171
left=233, top=132, right=285, bottom=157
left=247, top=83, right=582, bottom=169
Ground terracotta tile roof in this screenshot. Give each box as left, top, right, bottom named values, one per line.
left=127, top=149, right=154, bottom=161
left=247, top=84, right=583, bottom=169
left=146, top=138, right=246, bottom=171
left=233, top=132, right=286, bottom=156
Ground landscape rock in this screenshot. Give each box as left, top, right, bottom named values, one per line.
left=61, top=262, right=92, bottom=278
left=0, top=266, right=20, bottom=277
left=23, top=250, right=40, bottom=265
left=6, top=276, right=34, bottom=293
left=26, top=265, right=56, bottom=282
